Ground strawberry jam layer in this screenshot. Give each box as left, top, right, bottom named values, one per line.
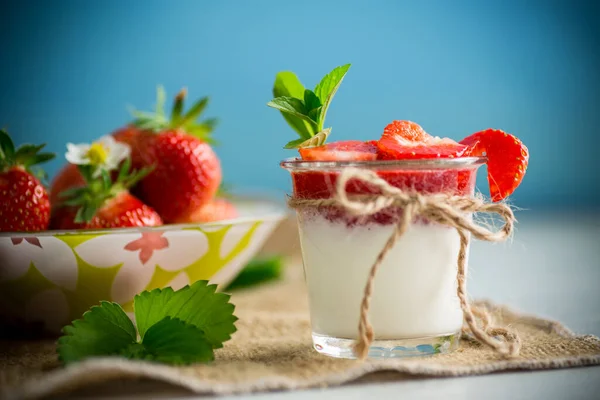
left=291, top=168, right=478, bottom=226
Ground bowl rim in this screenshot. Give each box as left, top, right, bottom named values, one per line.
left=1, top=195, right=289, bottom=237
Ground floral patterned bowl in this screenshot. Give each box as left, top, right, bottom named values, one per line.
left=0, top=196, right=287, bottom=335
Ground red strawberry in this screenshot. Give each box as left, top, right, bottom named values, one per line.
left=299, top=140, right=378, bottom=161
left=56, top=157, right=162, bottom=229
left=49, top=206, right=85, bottom=230
left=128, top=88, right=222, bottom=223
left=86, top=191, right=162, bottom=229
left=50, top=163, right=85, bottom=205
left=377, top=120, right=467, bottom=159
left=188, top=198, right=238, bottom=223
left=0, top=130, right=55, bottom=232
left=460, top=129, right=529, bottom=202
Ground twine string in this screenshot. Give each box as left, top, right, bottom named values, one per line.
left=288, top=167, right=521, bottom=360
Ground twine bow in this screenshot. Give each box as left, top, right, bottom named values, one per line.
left=288, top=167, right=522, bottom=360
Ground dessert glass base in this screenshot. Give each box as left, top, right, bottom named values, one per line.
left=312, top=332, right=461, bottom=359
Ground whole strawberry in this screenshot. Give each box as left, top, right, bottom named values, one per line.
left=0, top=130, right=55, bottom=232
left=57, top=157, right=162, bottom=229
left=129, top=87, right=222, bottom=223
left=188, top=198, right=238, bottom=223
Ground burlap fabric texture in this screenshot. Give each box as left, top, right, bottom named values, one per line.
left=1, top=258, right=599, bottom=400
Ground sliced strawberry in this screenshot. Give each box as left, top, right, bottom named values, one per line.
left=298, top=140, right=378, bottom=161
left=460, top=129, right=529, bottom=202
left=377, top=137, right=467, bottom=160
left=382, top=120, right=430, bottom=143
left=377, top=120, right=467, bottom=160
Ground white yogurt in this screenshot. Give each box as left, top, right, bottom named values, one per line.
left=297, top=215, right=466, bottom=340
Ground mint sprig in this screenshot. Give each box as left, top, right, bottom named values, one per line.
left=57, top=280, right=237, bottom=365
left=267, top=64, right=350, bottom=149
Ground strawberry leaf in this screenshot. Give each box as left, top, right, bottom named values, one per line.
left=0, top=129, right=15, bottom=162
left=178, top=97, right=208, bottom=127
left=57, top=301, right=137, bottom=364
left=140, top=317, right=214, bottom=365
left=0, top=130, right=54, bottom=172
left=57, top=283, right=237, bottom=366
left=155, top=85, right=167, bottom=117
left=134, top=280, right=237, bottom=349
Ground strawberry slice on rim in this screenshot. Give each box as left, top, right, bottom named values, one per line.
left=460, top=129, right=529, bottom=202
left=299, top=140, right=378, bottom=161
left=377, top=120, right=467, bottom=160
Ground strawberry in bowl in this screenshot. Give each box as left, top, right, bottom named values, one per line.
left=50, top=87, right=225, bottom=224
left=0, top=130, right=55, bottom=232
left=270, top=63, right=529, bottom=359
left=0, top=88, right=284, bottom=336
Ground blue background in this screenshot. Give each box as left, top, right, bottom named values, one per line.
left=1, top=0, right=598, bottom=209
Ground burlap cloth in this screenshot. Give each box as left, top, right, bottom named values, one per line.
left=1, top=255, right=600, bottom=399
left=1, top=217, right=600, bottom=399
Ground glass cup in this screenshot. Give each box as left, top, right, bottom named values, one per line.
left=281, top=157, right=486, bottom=359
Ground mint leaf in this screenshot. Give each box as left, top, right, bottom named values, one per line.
left=57, top=301, right=137, bottom=364
left=141, top=317, right=214, bottom=365
left=273, top=72, right=316, bottom=139
left=284, top=137, right=309, bottom=149
left=284, top=128, right=331, bottom=149
left=267, top=97, right=317, bottom=140
left=134, top=280, right=237, bottom=349
left=273, top=71, right=305, bottom=99
left=268, top=64, right=351, bottom=148
left=267, top=97, right=318, bottom=131
left=303, top=90, right=321, bottom=113
left=314, top=64, right=351, bottom=128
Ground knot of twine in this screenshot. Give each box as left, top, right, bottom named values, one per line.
left=288, top=168, right=522, bottom=360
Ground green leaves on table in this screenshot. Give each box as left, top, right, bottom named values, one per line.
left=134, top=281, right=237, bottom=349
left=57, top=281, right=237, bottom=366
left=225, top=256, right=284, bottom=291
left=267, top=64, right=351, bottom=148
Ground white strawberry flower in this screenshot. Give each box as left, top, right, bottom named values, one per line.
left=65, top=135, right=130, bottom=177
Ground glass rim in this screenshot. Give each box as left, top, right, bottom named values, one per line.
left=280, top=156, right=487, bottom=171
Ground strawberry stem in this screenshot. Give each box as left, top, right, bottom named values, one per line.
left=131, top=86, right=218, bottom=142
left=59, top=156, right=154, bottom=223
left=0, top=129, right=55, bottom=174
